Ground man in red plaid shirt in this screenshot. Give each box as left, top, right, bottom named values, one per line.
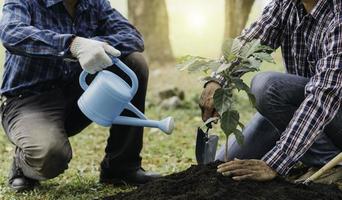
left=201, top=0, right=342, bottom=181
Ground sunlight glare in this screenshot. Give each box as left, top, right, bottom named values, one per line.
left=187, top=12, right=207, bottom=30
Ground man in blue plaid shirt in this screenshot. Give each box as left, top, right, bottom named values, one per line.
left=0, top=0, right=160, bottom=191
left=201, top=0, right=342, bottom=181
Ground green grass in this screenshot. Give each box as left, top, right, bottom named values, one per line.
left=0, top=52, right=283, bottom=199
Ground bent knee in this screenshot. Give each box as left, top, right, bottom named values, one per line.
left=250, top=72, right=283, bottom=109
left=125, top=52, right=149, bottom=81
left=23, top=140, right=72, bottom=179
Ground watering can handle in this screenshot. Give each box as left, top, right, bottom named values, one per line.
left=79, top=57, right=139, bottom=95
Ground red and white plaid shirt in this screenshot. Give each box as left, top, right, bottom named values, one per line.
left=241, top=0, right=342, bottom=175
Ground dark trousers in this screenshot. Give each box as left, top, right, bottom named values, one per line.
left=216, top=72, right=342, bottom=167
left=1, top=53, right=149, bottom=180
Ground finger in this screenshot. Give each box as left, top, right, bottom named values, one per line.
left=213, top=112, right=220, bottom=124
left=102, top=52, right=114, bottom=68
left=218, top=160, right=257, bottom=173
left=202, top=107, right=214, bottom=122
left=218, top=160, right=246, bottom=167
left=94, top=66, right=103, bottom=73
left=222, top=171, right=232, bottom=177
left=104, top=44, right=121, bottom=57
left=230, top=169, right=254, bottom=176
left=86, top=69, right=96, bottom=74
left=222, top=169, right=253, bottom=177
left=232, top=174, right=254, bottom=181
left=217, top=162, right=244, bottom=173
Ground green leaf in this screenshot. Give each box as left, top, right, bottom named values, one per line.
left=231, top=38, right=244, bottom=55
left=176, top=56, right=221, bottom=73
left=213, top=88, right=232, bottom=116
left=231, top=78, right=250, bottom=92
left=216, top=63, right=232, bottom=74
left=258, top=44, right=275, bottom=54
left=233, top=129, right=244, bottom=145
left=222, top=39, right=234, bottom=60
left=220, top=110, right=240, bottom=136
left=253, top=52, right=275, bottom=63
left=231, top=78, right=256, bottom=107
left=222, top=38, right=243, bottom=62
left=247, top=93, right=256, bottom=107
left=247, top=57, right=262, bottom=70
left=238, top=121, right=245, bottom=130
left=239, top=39, right=261, bottom=58
left=231, top=66, right=258, bottom=76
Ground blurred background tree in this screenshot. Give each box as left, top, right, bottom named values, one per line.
left=128, top=0, right=174, bottom=65
left=124, top=0, right=259, bottom=65
left=225, top=0, right=255, bottom=38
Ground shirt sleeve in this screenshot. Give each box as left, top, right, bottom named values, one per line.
left=239, top=0, right=285, bottom=49
left=0, top=0, right=74, bottom=58
left=92, top=0, right=144, bottom=57
left=262, top=23, right=342, bottom=175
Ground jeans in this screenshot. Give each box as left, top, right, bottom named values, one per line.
left=1, top=52, right=149, bottom=180
left=216, top=72, right=342, bottom=167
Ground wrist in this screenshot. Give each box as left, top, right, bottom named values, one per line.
left=204, top=75, right=226, bottom=88
left=64, top=35, right=77, bottom=58
left=204, top=79, right=222, bottom=88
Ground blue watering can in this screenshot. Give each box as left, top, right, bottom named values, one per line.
left=77, top=57, right=174, bottom=135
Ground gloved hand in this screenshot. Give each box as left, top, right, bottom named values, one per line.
left=70, top=37, right=121, bottom=74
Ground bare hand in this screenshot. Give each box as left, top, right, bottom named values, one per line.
left=217, top=159, right=277, bottom=181
left=199, top=82, right=221, bottom=122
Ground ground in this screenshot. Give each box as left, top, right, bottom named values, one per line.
left=0, top=57, right=282, bottom=199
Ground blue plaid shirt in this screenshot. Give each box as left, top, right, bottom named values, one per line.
left=0, top=0, right=144, bottom=96
left=241, top=0, right=342, bottom=175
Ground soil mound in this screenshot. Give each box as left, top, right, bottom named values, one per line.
left=103, top=162, right=342, bottom=200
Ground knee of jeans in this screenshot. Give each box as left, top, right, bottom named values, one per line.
left=126, top=52, right=149, bottom=82
left=23, top=140, right=72, bottom=179
left=251, top=72, right=282, bottom=111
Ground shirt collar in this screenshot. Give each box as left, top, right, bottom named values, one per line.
left=44, top=0, right=94, bottom=9
left=310, top=0, right=329, bottom=20
left=45, top=0, right=63, bottom=7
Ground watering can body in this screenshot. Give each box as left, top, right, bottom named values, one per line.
left=77, top=58, right=174, bottom=134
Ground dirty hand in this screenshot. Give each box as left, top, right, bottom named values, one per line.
left=199, top=81, right=221, bottom=122
left=217, top=159, right=277, bottom=181
left=70, top=37, right=121, bottom=74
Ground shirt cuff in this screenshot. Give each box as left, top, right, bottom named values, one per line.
left=56, top=34, right=76, bottom=58
left=204, top=73, right=227, bottom=88
left=261, top=146, right=297, bottom=175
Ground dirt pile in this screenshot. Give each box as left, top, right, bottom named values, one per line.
left=103, top=162, right=342, bottom=200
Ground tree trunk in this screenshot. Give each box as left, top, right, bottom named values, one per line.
left=224, top=0, right=255, bottom=39
left=128, top=0, right=174, bottom=65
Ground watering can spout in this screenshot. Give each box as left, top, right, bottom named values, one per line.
left=112, top=103, right=174, bottom=134
left=112, top=116, right=174, bottom=135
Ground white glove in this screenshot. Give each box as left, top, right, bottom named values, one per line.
left=70, top=37, right=121, bottom=74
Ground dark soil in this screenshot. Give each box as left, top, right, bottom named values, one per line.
left=102, top=162, right=342, bottom=200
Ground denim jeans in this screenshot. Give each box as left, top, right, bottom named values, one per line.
left=1, top=53, right=149, bottom=180
left=216, top=72, right=342, bottom=167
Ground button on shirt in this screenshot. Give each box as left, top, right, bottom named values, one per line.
left=0, top=0, right=144, bottom=96
left=240, top=0, right=342, bottom=175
